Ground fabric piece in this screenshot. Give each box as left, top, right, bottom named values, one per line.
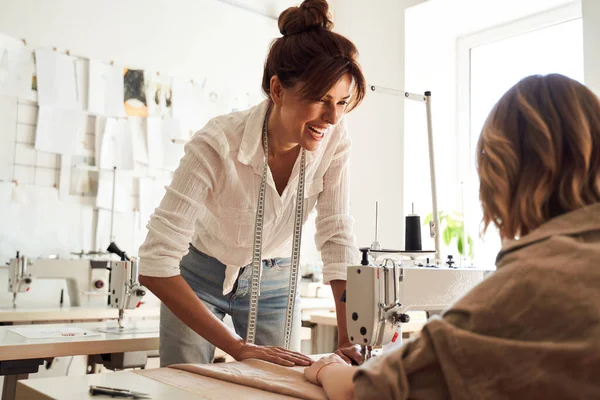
left=138, top=100, right=359, bottom=294
left=169, top=359, right=327, bottom=400
left=135, top=367, right=300, bottom=399
left=352, top=202, right=600, bottom=399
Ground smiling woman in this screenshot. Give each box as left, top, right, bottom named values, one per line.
left=137, top=0, right=369, bottom=370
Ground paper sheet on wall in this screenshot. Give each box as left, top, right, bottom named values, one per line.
left=146, top=117, right=184, bottom=171
left=95, top=208, right=137, bottom=254
left=0, top=184, right=94, bottom=263
left=88, top=60, right=126, bottom=117
left=35, top=106, right=87, bottom=155
left=35, top=49, right=83, bottom=110
left=0, top=181, right=13, bottom=205
left=95, top=116, right=106, bottom=167
left=162, top=118, right=184, bottom=171
left=0, top=95, right=17, bottom=181
left=96, top=169, right=130, bottom=213
left=9, top=326, right=101, bottom=339
left=75, top=58, right=89, bottom=111
left=172, top=77, right=204, bottom=138
left=69, top=156, right=97, bottom=196
left=0, top=48, right=36, bottom=101
left=129, top=117, right=148, bottom=164
left=98, top=118, right=134, bottom=170
left=0, top=33, right=36, bottom=101
left=146, top=117, right=164, bottom=170
left=146, top=74, right=173, bottom=117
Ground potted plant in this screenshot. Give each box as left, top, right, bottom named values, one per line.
left=424, top=211, right=474, bottom=260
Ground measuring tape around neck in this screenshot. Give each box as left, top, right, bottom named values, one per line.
left=245, top=105, right=306, bottom=349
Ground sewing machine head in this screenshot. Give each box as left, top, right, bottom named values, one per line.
left=106, top=242, right=146, bottom=328
left=7, top=252, right=33, bottom=303
left=7, top=251, right=110, bottom=308
left=346, top=248, right=486, bottom=361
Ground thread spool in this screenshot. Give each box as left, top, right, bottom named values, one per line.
left=404, top=204, right=422, bottom=251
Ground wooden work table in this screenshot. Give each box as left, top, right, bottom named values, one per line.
left=0, top=320, right=159, bottom=400
left=16, top=369, right=299, bottom=400
left=16, top=354, right=331, bottom=400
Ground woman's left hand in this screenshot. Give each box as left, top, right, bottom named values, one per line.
left=335, top=341, right=365, bottom=365
left=304, top=354, right=349, bottom=385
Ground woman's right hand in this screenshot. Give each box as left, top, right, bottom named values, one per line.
left=234, top=343, right=313, bottom=367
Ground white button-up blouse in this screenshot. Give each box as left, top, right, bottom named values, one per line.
left=138, top=100, right=359, bottom=294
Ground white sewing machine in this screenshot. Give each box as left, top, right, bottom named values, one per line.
left=345, top=248, right=486, bottom=361
left=7, top=244, right=146, bottom=328
left=106, top=242, right=147, bottom=328
left=7, top=251, right=111, bottom=307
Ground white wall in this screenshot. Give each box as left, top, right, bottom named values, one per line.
left=0, top=0, right=279, bottom=264
left=583, top=0, right=600, bottom=95
left=331, top=0, right=419, bottom=251
left=0, top=0, right=277, bottom=89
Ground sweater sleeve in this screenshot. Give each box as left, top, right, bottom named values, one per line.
left=138, top=132, right=221, bottom=277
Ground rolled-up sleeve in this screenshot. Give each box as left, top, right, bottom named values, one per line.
left=314, top=125, right=359, bottom=283
left=138, top=133, right=220, bottom=277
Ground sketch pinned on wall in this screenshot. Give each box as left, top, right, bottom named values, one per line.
left=88, top=60, right=126, bottom=117
left=35, top=106, right=87, bottom=155
left=0, top=95, right=17, bottom=182
left=69, top=156, right=97, bottom=196
left=123, top=68, right=148, bottom=117
left=147, top=74, right=173, bottom=117
left=129, top=116, right=149, bottom=164
left=0, top=33, right=37, bottom=101
left=98, top=118, right=134, bottom=170
left=35, top=48, right=82, bottom=110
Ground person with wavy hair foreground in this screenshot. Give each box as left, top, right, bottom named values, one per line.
left=305, top=73, right=600, bottom=399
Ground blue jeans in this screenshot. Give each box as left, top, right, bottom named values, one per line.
left=159, top=245, right=301, bottom=367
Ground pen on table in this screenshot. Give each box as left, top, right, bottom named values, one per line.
left=89, top=385, right=151, bottom=398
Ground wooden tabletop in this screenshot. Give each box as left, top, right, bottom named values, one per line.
left=16, top=370, right=205, bottom=400
left=16, top=355, right=331, bottom=400
left=0, top=319, right=159, bottom=361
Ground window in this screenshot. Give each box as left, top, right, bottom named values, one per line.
left=457, top=4, right=584, bottom=269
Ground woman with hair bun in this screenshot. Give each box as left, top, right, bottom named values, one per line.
left=138, top=0, right=368, bottom=368
left=305, top=74, right=600, bottom=399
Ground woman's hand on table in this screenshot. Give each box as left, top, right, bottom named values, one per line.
left=234, top=343, right=313, bottom=367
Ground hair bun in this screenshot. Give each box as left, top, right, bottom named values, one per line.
left=278, top=0, right=333, bottom=36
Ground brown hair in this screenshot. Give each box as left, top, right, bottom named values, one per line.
left=477, top=74, right=600, bottom=239
left=262, top=0, right=366, bottom=112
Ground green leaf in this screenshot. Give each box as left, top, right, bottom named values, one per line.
left=468, top=237, right=474, bottom=257
left=443, top=228, right=452, bottom=246
left=457, top=235, right=464, bottom=255
left=423, top=213, right=433, bottom=225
